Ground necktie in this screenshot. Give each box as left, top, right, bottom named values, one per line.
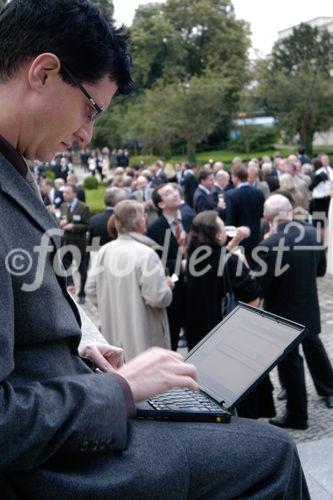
left=67, top=202, right=72, bottom=221
left=174, top=218, right=187, bottom=255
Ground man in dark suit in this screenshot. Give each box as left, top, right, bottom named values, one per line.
left=131, top=175, right=158, bottom=226
left=88, top=187, right=126, bottom=247
left=60, top=184, right=91, bottom=303
left=67, top=174, right=86, bottom=202
left=149, top=159, right=168, bottom=188
left=146, top=183, right=194, bottom=350
left=193, top=170, right=216, bottom=213
left=255, top=195, right=333, bottom=430
left=182, top=163, right=198, bottom=208
left=0, top=2, right=309, bottom=498
left=226, top=164, right=265, bottom=265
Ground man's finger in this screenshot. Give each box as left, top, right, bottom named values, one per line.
left=171, top=362, right=198, bottom=380
left=167, top=375, right=199, bottom=393
left=87, top=347, right=115, bottom=373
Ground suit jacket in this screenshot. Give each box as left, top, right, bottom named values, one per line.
left=60, top=200, right=91, bottom=254
left=193, top=186, right=216, bottom=214
left=225, top=185, right=264, bottom=250
left=146, top=212, right=194, bottom=275
left=52, top=187, right=64, bottom=208
left=88, top=208, right=113, bottom=247
left=0, top=154, right=130, bottom=495
left=255, top=221, right=326, bottom=334
left=131, top=188, right=158, bottom=226
left=150, top=170, right=168, bottom=188
left=182, top=171, right=198, bottom=208
left=251, top=181, right=270, bottom=200
left=75, top=185, right=86, bottom=203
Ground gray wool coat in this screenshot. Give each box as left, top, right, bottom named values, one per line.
left=0, top=154, right=310, bottom=500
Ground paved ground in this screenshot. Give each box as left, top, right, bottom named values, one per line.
left=76, top=273, right=333, bottom=498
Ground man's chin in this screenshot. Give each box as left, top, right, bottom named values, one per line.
left=29, top=148, right=58, bottom=163
left=29, top=152, right=53, bottom=163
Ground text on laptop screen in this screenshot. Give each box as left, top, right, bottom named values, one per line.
left=186, top=307, right=303, bottom=408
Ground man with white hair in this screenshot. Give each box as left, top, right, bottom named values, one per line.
left=212, top=160, right=224, bottom=173
left=255, top=194, right=333, bottom=430
left=131, top=175, right=158, bottom=225
left=247, top=161, right=270, bottom=199
left=214, top=170, right=231, bottom=191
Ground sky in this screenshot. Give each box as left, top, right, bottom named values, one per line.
left=113, top=0, right=333, bottom=56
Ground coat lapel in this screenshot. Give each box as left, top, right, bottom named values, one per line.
left=0, top=154, right=62, bottom=249
left=0, top=154, right=82, bottom=327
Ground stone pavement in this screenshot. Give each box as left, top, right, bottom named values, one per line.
left=77, top=273, right=333, bottom=499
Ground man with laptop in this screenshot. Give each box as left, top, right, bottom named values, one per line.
left=0, top=1, right=309, bottom=498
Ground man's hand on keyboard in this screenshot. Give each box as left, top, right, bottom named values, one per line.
left=117, top=347, right=199, bottom=402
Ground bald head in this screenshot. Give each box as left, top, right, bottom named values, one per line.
left=264, top=195, right=293, bottom=223
left=135, top=176, right=148, bottom=190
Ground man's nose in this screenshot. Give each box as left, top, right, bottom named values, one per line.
left=75, top=122, right=94, bottom=147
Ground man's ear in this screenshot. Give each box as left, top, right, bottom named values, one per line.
left=27, top=53, right=62, bottom=93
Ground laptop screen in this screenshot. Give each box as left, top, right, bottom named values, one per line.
left=186, top=305, right=304, bottom=409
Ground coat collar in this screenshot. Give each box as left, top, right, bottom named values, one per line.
left=0, top=153, right=62, bottom=249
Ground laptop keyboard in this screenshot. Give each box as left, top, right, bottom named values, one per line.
left=148, top=388, right=223, bottom=413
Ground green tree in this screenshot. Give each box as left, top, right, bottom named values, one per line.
left=130, top=4, right=187, bottom=88
left=135, top=71, right=232, bottom=160
left=131, top=0, right=250, bottom=88
left=257, top=24, right=333, bottom=155
left=94, top=0, right=251, bottom=156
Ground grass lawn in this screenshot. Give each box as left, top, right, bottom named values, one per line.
left=85, top=185, right=107, bottom=214
left=131, top=146, right=333, bottom=168
left=84, top=145, right=333, bottom=214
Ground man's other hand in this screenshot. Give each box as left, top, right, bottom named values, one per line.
left=79, top=343, right=124, bottom=372
left=117, top=347, right=199, bottom=402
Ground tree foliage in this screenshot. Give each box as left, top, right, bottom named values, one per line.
left=257, top=24, right=333, bottom=155
left=272, top=23, right=333, bottom=77
left=93, top=0, right=251, bottom=158
left=131, top=0, right=250, bottom=89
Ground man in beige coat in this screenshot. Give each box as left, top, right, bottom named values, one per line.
left=86, top=200, right=173, bottom=359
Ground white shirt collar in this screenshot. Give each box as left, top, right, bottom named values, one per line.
left=199, top=185, right=210, bottom=195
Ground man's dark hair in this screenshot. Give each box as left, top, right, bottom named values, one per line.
left=152, top=184, right=167, bottom=209
left=312, top=158, right=323, bottom=172
left=0, top=0, right=135, bottom=94
left=198, top=170, right=213, bottom=184
left=231, top=165, right=248, bottom=183
left=65, top=184, right=78, bottom=195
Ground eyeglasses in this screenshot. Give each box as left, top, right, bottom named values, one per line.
left=61, top=64, right=104, bottom=121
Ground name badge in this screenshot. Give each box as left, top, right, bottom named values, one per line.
left=73, top=215, right=81, bottom=222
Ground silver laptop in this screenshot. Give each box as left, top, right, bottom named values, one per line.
left=136, top=303, right=306, bottom=423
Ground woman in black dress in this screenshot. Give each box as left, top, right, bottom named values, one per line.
left=185, top=210, right=275, bottom=419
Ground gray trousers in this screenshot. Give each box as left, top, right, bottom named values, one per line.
left=10, top=417, right=309, bottom=499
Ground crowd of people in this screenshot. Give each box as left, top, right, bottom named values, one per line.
left=35, top=149, right=333, bottom=430
left=0, top=0, right=316, bottom=497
